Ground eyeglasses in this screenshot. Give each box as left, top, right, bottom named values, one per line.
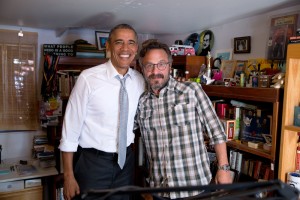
left=143, top=62, right=171, bottom=72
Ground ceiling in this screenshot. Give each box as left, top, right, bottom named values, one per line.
left=0, top=0, right=299, bottom=36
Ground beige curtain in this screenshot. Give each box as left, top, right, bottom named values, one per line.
left=0, top=29, right=38, bottom=130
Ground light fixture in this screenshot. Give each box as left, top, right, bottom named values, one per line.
left=18, top=28, right=23, bottom=37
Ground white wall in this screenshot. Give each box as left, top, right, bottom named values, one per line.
left=0, top=4, right=299, bottom=160
left=0, top=26, right=154, bottom=160
left=157, top=5, right=300, bottom=61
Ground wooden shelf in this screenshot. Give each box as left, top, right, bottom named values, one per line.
left=284, top=125, right=300, bottom=132
left=278, top=43, right=300, bottom=182
left=202, top=85, right=283, bottom=167
left=202, top=85, right=282, bottom=103
left=58, top=57, right=108, bottom=70
left=227, top=141, right=272, bottom=160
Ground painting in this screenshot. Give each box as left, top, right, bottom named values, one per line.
left=197, top=30, right=214, bottom=56
left=267, top=14, right=298, bottom=60
left=234, top=36, right=251, bottom=54
left=95, top=31, right=109, bottom=50
left=215, top=49, right=233, bottom=61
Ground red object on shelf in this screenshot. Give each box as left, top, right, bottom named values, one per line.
left=296, top=132, right=300, bottom=171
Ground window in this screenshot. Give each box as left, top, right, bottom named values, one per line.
left=0, top=29, right=38, bottom=130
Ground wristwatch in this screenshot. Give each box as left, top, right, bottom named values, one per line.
left=218, top=164, right=230, bottom=171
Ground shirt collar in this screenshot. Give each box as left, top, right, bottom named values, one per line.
left=106, top=59, right=133, bottom=80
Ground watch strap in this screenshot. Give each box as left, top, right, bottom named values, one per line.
left=218, top=164, right=230, bottom=171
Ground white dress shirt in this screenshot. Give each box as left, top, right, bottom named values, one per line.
left=59, top=60, right=145, bottom=153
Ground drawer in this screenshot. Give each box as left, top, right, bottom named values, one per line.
left=0, top=180, right=24, bottom=192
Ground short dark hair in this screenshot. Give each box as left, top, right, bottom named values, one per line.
left=139, top=40, right=172, bottom=66
left=204, top=31, right=212, bottom=40
left=108, top=24, right=138, bottom=43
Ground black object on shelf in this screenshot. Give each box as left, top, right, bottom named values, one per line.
left=82, top=179, right=299, bottom=200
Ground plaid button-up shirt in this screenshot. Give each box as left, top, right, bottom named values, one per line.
left=136, top=77, right=226, bottom=199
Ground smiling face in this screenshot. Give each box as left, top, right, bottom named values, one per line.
left=106, top=28, right=138, bottom=75
left=203, top=33, right=210, bottom=49
left=142, top=49, right=171, bottom=95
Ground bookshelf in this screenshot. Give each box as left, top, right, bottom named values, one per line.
left=201, top=85, right=283, bottom=178
left=172, top=55, right=206, bottom=79
left=278, top=43, right=300, bottom=181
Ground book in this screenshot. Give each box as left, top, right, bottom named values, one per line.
left=76, top=51, right=105, bottom=58
left=294, top=106, right=300, bottom=126
left=234, top=107, right=241, bottom=140
left=248, top=160, right=254, bottom=177
left=235, top=152, right=243, bottom=172
left=242, top=159, right=250, bottom=175
left=16, top=164, right=37, bottom=175
left=229, top=150, right=237, bottom=170
left=253, top=160, right=262, bottom=179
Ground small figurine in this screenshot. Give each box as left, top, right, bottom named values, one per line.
left=200, top=51, right=215, bottom=85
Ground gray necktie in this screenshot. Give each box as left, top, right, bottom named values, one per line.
left=116, top=75, right=129, bottom=169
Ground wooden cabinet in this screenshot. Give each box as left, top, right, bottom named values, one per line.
left=0, top=186, right=43, bottom=200
left=278, top=43, right=300, bottom=181
left=202, top=85, right=283, bottom=178
left=172, top=56, right=206, bottom=79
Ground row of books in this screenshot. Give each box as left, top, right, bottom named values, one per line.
left=57, top=70, right=80, bottom=97
left=212, top=99, right=272, bottom=143
left=229, top=149, right=274, bottom=181
left=32, top=135, right=56, bottom=168
left=289, top=36, right=300, bottom=44
left=75, top=43, right=106, bottom=58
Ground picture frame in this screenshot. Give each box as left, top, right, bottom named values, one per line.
left=234, top=60, right=247, bottom=77
left=215, top=49, right=233, bottom=61
left=220, top=60, right=237, bottom=79
left=234, top=36, right=251, bottom=54
left=95, top=31, right=109, bottom=50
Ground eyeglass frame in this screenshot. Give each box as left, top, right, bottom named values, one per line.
left=142, top=62, right=171, bottom=72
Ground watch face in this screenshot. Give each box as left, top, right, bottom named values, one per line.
left=219, top=164, right=230, bottom=171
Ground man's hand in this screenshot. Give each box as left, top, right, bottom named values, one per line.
left=63, top=176, right=80, bottom=200
left=215, top=169, right=233, bottom=184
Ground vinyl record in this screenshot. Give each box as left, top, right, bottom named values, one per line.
left=184, top=33, right=200, bottom=53
left=197, top=30, right=214, bottom=56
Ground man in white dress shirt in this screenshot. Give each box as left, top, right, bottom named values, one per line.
left=59, top=24, right=145, bottom=200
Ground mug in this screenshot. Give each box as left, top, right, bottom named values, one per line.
left=287, top=172, right=300, bottom=191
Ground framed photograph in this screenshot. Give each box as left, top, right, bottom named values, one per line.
left=215, top=49, right=233, bottom=61
left=220, top=60, right=237, bottom=79
left=234, top=60, right=247, bottom=77
left=234, top=36, right=251, bottom=54
left=95, top=31, right=109, bottom=50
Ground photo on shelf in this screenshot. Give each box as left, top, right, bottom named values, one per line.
left=95, top=31, right=109, bottom=50
left=220, top=60, right=236, bottom=79
left=215, top=49, right=233, bottom=61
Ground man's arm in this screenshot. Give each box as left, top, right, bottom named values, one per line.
left=62, top=152, right=80, bottom=200
left=214, top=142, right=233, bottom=184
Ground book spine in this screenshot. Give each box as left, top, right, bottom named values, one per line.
left=230, top=150, right=237, bottom=170
left=235, top=152, right=243, bottom=172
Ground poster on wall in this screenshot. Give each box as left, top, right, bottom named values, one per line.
left=267, top=14, right=298, bottom=60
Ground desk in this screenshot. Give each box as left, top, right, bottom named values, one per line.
left=0, top=158, right=58, bottom=200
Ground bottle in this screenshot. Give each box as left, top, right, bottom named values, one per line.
left=240, top=73, right=245, bottom=87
